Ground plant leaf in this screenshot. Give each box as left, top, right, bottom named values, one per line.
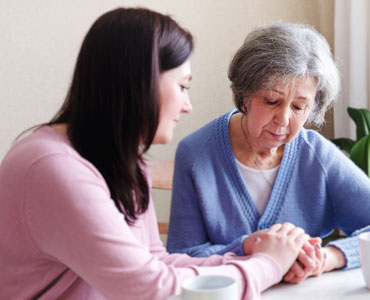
left=347, top=107, right=370, bottom=140
left=331, top=138, right=355, bottom=153
left=349, top=135, right=370, bottom=177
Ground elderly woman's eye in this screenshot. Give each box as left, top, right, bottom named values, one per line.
left=264, top=97, right=278, bottom=105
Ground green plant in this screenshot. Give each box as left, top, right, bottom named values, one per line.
left=331, top=107, right=370, bottom=177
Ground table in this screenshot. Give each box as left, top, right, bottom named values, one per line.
left=262, top=268, right=369, bottom=299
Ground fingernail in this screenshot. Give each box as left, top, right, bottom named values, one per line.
left=324, top=253, right=327, bottom=259
left=316, top=244, right=322, bottom=249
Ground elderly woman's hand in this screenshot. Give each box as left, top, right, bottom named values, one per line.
left=283, top=237, right=324, bottom=284
left=283, top=239, right=347, bottom=284
left=242, top=223, right=335, bottom=280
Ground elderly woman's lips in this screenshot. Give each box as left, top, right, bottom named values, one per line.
left=270, top=132, right=288, bottom=139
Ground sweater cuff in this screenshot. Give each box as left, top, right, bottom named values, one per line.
left=232, top=252, right=283, bottom=297
left=233, top=235, right=249, bottom=256
left=246, top=253, right=283, bottom=291
left=192, top=252, right=282, bottom=299
left=326, top=236, right=359, bottom=270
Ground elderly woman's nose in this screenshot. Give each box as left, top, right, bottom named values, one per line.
left=274, top=107, right=290, bottom=126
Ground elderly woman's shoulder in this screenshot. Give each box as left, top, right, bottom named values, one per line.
left=299, top=128, right=341, bottom=153
left=179, top=110, right=235, bottom=149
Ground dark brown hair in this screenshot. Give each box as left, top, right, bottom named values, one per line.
left=49, top=7, right=193, bottom=224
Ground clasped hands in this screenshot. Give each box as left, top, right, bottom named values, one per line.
left=243, top=223, right=345, bottom=284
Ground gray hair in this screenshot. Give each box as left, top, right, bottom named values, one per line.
left=228, top=23, right=340, bottom=126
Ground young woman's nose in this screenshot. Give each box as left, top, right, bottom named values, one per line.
left=181, top=96, right=193, bottom=113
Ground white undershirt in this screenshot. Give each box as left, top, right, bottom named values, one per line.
left=235, top=158, right=280, bottom=215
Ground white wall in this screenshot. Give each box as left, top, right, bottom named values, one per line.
left=0, top=0, right=334, bottom=231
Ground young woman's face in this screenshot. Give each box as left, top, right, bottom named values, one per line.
left=245, top=76, right=317, bottom=150
left=153, top=60, right=192, bottom=144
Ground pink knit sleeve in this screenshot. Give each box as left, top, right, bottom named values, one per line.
left=24, top=154, right=282, bottom=300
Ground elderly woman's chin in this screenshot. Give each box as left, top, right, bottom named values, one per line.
left=256, top=133, right=290, bottom=149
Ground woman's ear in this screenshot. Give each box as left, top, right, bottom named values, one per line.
left=241, top=97, right=249, bottom=114
left=243, top=104, right=248, bottom=114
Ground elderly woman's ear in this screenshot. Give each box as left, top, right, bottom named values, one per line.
left=242, top=102, right=248, bottom=114
left=241, top=97, right=250, bottom=114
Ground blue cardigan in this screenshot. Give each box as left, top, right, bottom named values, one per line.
left=167, top=110, right=370, bottom=270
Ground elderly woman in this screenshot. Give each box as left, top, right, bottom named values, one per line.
left=167, top=23, right=370, bottom=284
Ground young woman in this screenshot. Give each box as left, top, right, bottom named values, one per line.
left=0, top=8, right=309, bottom=300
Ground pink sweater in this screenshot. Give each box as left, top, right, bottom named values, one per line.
left=0, top=127, right=282, bottom=300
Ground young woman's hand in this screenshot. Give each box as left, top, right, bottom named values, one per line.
left=242, top=230, right=270, bottom=255
left=242, top=224, right=312, bottom=257
left=249, top=222, right=309, bottom=274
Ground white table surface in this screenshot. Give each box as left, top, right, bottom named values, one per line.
left=262, top=268, right=370, bottom=299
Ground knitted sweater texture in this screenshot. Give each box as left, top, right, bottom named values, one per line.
left=167, top=110, right=370, bottom=270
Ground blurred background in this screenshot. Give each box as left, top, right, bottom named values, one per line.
left=1, top=0, right=369, bottom=236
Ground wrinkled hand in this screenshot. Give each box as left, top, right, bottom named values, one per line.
left=249, top=222, right=309, bottom=274
left=283, top=241, right=347, bottom=284
left=283, top=238, right=326, bottom=284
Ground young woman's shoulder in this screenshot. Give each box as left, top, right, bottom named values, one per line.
left=6, top=126, right=72, bottom=164
left=2, top=126, right=106, bottom=187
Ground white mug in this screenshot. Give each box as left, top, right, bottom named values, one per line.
left=359, top=231, right=370, bottom=289
left=167, top=275, right=238, bottom=300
